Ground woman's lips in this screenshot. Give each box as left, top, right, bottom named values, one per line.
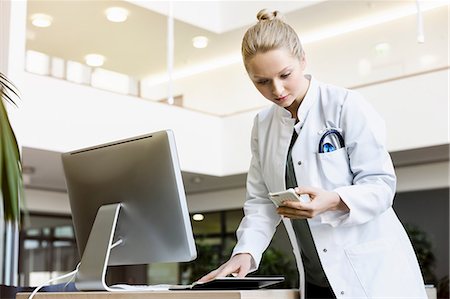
left=276, top=95, right=288, bottom=102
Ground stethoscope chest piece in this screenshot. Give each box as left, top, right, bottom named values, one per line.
left=318, top=127, right=345, bottom=153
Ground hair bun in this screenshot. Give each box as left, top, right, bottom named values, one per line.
left=256, top=9, right=282, bottom=22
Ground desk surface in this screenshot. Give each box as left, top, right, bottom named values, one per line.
left=17, top=290, right=299, bottom=299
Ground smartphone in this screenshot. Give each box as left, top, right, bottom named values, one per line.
left=268, top=188, right=310, bottom=207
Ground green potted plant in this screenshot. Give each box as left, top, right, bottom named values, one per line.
left=179, top=241, right=222, bottom=284
left=404, top=224, right=437, bottom=284
left=0, top=71, right=23, bottom=286
left=253, top=247, right=298, bottom=289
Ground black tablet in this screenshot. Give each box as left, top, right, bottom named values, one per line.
left=170, top=276, right=285, bottom=291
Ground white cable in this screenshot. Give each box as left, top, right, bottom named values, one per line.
left=28, top=263, right=80, bottom=299
left=63, top=263, right=81, bottom=289
left=110, top=238, right=123, bottom=249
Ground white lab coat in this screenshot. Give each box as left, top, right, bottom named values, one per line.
left=232, top=76, right=427, bottom=298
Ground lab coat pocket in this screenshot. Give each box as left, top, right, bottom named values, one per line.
left=316, top=148, right=352, bottom=189
left=345, top=238, right=418, bottom=298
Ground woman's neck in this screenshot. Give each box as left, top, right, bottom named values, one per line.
left=286, top=76, right=311, bottom=119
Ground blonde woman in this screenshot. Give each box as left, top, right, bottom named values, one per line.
left=199, top=9, right=427, bottom=299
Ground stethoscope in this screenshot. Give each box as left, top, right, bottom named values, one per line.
left=318, top=128, right=345, bottom=153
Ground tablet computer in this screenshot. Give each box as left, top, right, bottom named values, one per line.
left=169, top=276, right=285, bottom=290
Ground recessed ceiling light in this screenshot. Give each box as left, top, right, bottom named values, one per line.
left=191, top=176, right=203, bottom=183
left=105, top=7, right=129, bottom=23
left=192, top=214, right=204, bottom=221
left=84, top=54, right=105, bottom=67
left=192, top=36, right=208, bottom=49
left=31, top=13, right=53, bottom=28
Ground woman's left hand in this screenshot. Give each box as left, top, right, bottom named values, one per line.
left=276, top=186, right=349, bottom=219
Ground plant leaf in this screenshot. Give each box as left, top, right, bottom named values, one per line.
left=0, top=78, right=21, bottom=222
left=0, top=73, right=20, bottom=107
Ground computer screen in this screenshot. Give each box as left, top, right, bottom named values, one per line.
left=61, top=130, right=197, bottom=291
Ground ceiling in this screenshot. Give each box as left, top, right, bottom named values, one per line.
left=25, top=0, right=324, bottom=80
left=25, top=0, right=421, bottom=81
left=127, top=1, right=323, bottom=34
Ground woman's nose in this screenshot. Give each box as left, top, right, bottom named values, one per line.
left=272, top=80, right=283, bottom=96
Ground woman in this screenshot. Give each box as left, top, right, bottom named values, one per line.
left=199, top=9, right=427, bottom=299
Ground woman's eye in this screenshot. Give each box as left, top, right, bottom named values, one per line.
left=281, top=73, right=291, bottom=79
left=256, top=80, right=269, bottom=85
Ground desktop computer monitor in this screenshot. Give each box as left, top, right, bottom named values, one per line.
left=61, top=130, right=197, bottom=291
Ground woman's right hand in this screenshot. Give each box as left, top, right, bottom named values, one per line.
left=197, top=253, right=253, bottom=283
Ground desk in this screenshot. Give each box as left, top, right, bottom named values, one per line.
left=17, top=290, right=299, bottom=299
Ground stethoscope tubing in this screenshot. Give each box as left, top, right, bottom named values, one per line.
left=318, top=129, right=345, bottom=153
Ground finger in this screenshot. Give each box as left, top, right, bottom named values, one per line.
left=277, top=205, right=311, bottom=215
left=197, top=268, right=220, bottom=282
left=215, top=265, right=239, bottom=278
left=281, top=200, right=309, bottom=209
left=277, top=207, right=312, bottom=218
left=280, top=211, right=311, bottom=219
left=295, top=186, right=319, bottom=196
left=236, top=264, right=250, bottom=277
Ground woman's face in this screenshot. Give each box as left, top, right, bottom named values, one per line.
left=246, top=48, right=308, bottom=109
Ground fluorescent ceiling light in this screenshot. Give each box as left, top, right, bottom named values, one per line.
left=84, top=54, right=105, bottom=67
left=105, top=7, right=129, bottom=23
left=192, top=36, right=209, bottom=49
left=31, top=13, right=53, bottom=28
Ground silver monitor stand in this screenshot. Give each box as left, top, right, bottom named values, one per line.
left=75, top=203, right=121, bottom=291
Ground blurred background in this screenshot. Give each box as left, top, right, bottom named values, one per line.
left=1, top=0, right=448, bottom=297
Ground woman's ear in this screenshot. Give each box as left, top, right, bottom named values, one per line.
left=300, top=52, right=307, bottom=70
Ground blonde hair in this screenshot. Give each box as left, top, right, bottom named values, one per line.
left=242, top=9, right=303, bottom=68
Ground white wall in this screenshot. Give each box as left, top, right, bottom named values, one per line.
left=2, top=0, right=26, bottom=81
left=141, top=62, right=268, bottom=116
left=9, top=73, right=223, bottom=175
left=395, top=161, right=450, bottom=193
left=23, top=189, right=71, bottom=215
left=187, top=188, right=247, bottom=213
left=357, top=69, right=449, bottom=151
left=0, top=0, right=12, bottom=73
left=304, top=6, right=449, bottom=88
left=220, top=110, right=258, bottom=174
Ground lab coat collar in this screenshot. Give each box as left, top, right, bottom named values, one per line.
left=276, top=74, right=318, bottom=133
left=297, top=75, right=317, bottom=128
